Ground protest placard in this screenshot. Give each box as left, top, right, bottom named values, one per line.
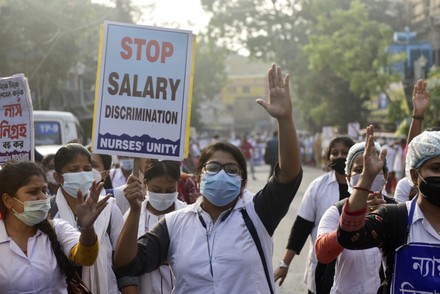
left=92, top=21, right=195, bottom=161
left=392, top=242, right=440, bottom=293
left=0, top=74, right=34, bottom=164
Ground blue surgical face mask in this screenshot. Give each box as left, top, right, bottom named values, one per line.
left=200, top=170, right=242, bottom=207
left=62, top=171, right=94, bottom=198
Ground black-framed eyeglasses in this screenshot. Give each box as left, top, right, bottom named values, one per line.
left=203, top=162, right=242, bottom=176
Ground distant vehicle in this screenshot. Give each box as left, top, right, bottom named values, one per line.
left=34, top=110, right=84, bottom=156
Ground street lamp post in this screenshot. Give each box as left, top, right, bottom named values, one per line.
left=76, top=63, right=87, bottom=112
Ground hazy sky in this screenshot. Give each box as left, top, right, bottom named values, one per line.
left=93, top=0, right=210, bottom=33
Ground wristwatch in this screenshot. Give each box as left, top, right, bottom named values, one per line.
left=278, top=260, right=289, bottom=269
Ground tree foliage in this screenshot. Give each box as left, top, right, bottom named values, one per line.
left=304, top=1, right=399, bottom=100
left=0, top=0, right=138, bottom=110
left=202, top=0, right=406, bottom=132
left=191, top=33, right=228, bottom=130
left=426, top=67, right=440, bottom=126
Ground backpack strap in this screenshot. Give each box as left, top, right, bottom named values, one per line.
left=240, top=208, right=274, bottom=294
left=49, top=195, right=58, bottom=219
left=334, top=198, right=348, bottom=214
left=379, top=202, right=408, bottom=293
left=387, top=202, right=409, bottom=254
left=334, top=198, right=408, bottom=294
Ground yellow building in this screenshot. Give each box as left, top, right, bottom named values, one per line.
left=219, top=55, right=272, bottom=134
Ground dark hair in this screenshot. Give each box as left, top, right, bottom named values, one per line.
left=144, top=159, right=180, bottom=182
left=37, top=219, right=76, bottom=277
left=195, top=141, right=247, bottom=187
left=86, top=145, right=112, bottom=170
left=0, top=161, right=73, bottom=276
left=41, top=154, right=55, bottom=169
left=86, top=146, right=113, bottom=190
left=54, top=143, right=91, bottom=173
left=0, top=161, right=44, bottom=218
left=425, top=126, right=440, bottom=132
left=325, top=135, right=355, bottom=160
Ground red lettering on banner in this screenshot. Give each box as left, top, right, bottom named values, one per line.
left=120, top=37, right=132, bottom=59
left=3, top=103, right=22, bottom=118
left=119, top=37, right=174, bottom=63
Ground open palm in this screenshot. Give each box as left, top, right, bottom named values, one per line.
left=256, top=64, right=292, bottom=120
left=75, top=181, right=110, bottom=229
left=412, top=79, right=430, bottom=114
left=362, top=125, right=387, bottom=179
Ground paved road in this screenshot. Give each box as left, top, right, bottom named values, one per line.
left=246, top=164, right=325, bottom=294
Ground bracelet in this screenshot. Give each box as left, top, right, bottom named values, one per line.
left=353, top=186, right=374, bottom=194
left=279, top=260, right=289, bottom=269
left=412, top=115, right=424, bottom=120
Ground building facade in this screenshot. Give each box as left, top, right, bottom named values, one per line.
left=405, top=0, right=440, bottom=65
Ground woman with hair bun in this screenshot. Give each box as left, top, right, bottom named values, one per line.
left=275, top=134, right=355, bottom=294
left=338, top=126, right=440, bottom=293
left=0, top=160, right=108, bottom=293
left=124, top=159, right=187, bottom=293
left=52, top=143, right=136, bottom=293
left=114, top=64, right=303, bottom=294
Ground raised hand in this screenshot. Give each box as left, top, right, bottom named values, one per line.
left=123, top=175, right=144, bottom=210
left=75, top=181, right=110, bottom=229
left=256, top=64, right=292, bottom=121
left=362, top=125, right=387, bottom=180
left=412, top=79, right=430, bottom=116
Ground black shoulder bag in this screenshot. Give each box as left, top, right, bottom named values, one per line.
left=241, top=208, right=275, bottom=294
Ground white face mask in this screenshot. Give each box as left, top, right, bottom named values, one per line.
left=348, top=173, right=386, bottom=193
left=62, top=171, right=94, bottom=198
left=12, top=198, right=50, bottom=226
left=45, top=169, right=57, bottom=185
left=370, top=175, right=386, bottom=193
left=120, top=159, right=134, bottom=171
left=147, top=191, right=178, bottom=211
left=347, top=173, right=360, bottom=193
left=92, top=168, right=103, bottom=183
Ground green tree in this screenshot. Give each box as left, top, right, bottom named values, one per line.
left=0, top=0, right=138, bottom=111
left=202, top=0, right=405, bottom=132
left=191, top=33, right=228, bottom=131
left=305, top=1, right=400, bottom=101
left=0, top=1, right=80, bottom=108
left=426, top=67, right=440, bottom=126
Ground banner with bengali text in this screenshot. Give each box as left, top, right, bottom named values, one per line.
left=0, top=74, right=33, bottom=164
left=392, top=242, right=440, bottom=294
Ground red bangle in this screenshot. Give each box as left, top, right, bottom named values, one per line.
left=353, top=186, right=373, bottom=194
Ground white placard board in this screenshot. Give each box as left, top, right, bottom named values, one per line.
left=92, top=21, right=195, bottom=160
left=0, top=74, right=34, bottom=164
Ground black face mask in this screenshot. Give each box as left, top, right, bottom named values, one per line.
left=328, top=158, right=346, bottom=175
left=418, top=175, right=440, bottom=207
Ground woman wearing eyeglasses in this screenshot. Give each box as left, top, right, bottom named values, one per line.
left=114, top=64, right=303, bottom=294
